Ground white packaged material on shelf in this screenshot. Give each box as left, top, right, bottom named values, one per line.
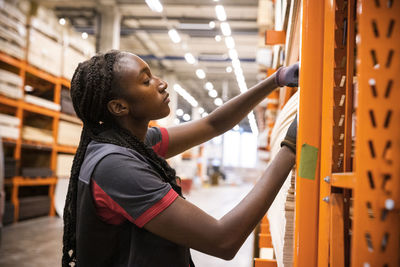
left=30, top=6, right=63, bottom=41
left=57, top=120, right=82, bottom=147
left=22, top=125, right=53, bottom=144
left=24, top=94, right=61, bottom=111
left=28, top=28, right=62, bottom=77
left=62, top=46, right=88, bottom=80
left=0, top=113, right=20, bottom=127
left=56, top=154, right=74, bottom=178
left=0, top=81, right=23, bottom=99
left=0, top=0, right=27, bottom=59
left=0, top=69, right=23, bottom=87
left=0, top=124, right=19, bottom=139
left=55, top=177, right=69, bottom=218
left=266, top=91, right=298, bottom=267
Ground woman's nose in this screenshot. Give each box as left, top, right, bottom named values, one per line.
left=158, top=78, right=168, bottom=91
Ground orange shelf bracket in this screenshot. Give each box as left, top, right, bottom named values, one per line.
left=265, top=30, right=286, bottom=45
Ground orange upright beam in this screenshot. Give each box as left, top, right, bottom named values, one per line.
left=352, top=0, right=400, bottom=266
left=293, top=0, right=325, bottom=266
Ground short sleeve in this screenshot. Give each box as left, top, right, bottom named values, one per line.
left=145, top=127, right=169, bottom=158
left=92, top=152, right=178, bottom=227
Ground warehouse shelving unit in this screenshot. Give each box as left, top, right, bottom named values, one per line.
left=295, top=0, right=399, bottom=266
left=0, top=51, right=78, bottom=223
left=255, top=0, right=399, bottom=266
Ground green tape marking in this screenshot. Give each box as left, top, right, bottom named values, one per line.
left=299, top=143, right=318, bottom=180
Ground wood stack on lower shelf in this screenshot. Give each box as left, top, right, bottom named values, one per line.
left=0, top=51, right=81, bottom=224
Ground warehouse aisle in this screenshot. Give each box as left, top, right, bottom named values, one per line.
left=0, top=182, right=254, bottom=267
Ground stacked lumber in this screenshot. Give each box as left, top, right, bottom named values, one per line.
left=0, top=69, right=23, bottom=99
left=62, top=28, right=95, bottom=80
left=24, top=94, right=60, bottom=111
left=0, top=113, right=20, bottom=139
left=28, top=6, right=63, bottom=76
left=57, top=120, right=81, bottom=147
left=22, top=125, right=53, bottom=144
left=267, top=91, right=298, bottom=267
left=0, top=0, right=27, bottom=59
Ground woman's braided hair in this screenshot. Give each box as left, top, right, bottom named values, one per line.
left=62, top=50, right=182, bottom=266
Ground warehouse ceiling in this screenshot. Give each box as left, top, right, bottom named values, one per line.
left=35, top=0, right=273, bottom=130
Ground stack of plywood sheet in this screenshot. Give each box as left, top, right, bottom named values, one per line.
left=0, top=113, right=20, bottom=139
left=57, top=120, right=81, bottom=147
left=28, top=6, right=63, bottom=76
left=0, top=69, right=23, bottom=99
left=22, top=125, right=53, bottom=144
left=0, top=0, right=27, bottom=59
left=24, top=94, right=60, bottom=111
left=267, top=91, right=298, bottom=267
left=55, top=153, right=74, bottom=218
left=62, top=28, right=95, bottom=80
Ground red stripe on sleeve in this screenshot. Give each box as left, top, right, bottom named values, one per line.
left=92, top=180, right=135, bottom=225
left=152, top=127, right=169, bottom=158
left=134, top=188, right=178, bottom=228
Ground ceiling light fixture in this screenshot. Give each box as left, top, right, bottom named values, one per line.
left=196, top=69, right=206, bottom=79
left=209, top=21, right=216, bottom=29
left=173, top=84, right=198, bottom=107
left=174, top=118, right=180, bottom=125
left=145, top=0, right=163, bottom=12
left=168, top=29, right=181, bottom=43
left=183, top=114, right=191, bottom=121
left=225, top=36, right=235, bottom=49
left=233, top=125, right=240, bottom=131
left=228, top=49, right=238, bottom=60
left=208, top=89, right=218, bottom=98
left=59, top=18, right=66, bottom=25
left=81, top=32, right=88, bottom=39
left=226, top=66, right=232, bottom=73
left=215, top=35, right=222, bottom=42
left=215, top=5, right=227, bottom=21
left=184, top=53, right=196, bottom=64
left=204, top=82, right=214, bottom=90
left=214, top=98, right=223, bottom=106
left=198, top=107, right=205, bottom=114
left=176, top=108, right=184, bottom=116
left=202, top=112, right=208, bottom=118
left=220, top=22, right=231, bottom=36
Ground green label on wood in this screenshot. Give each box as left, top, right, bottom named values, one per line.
left=299, top=143, right=318, bottom=180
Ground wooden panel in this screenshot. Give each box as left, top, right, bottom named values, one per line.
left=331, top=172, right=355, bottom=189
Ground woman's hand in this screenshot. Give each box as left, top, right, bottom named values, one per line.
left=275, top=62, right=299, bottom=87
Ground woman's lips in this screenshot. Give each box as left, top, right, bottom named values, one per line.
left=164, top=93, right=170, bottom=103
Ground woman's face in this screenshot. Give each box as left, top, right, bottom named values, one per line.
left=114, top=53, right=170, bottom=121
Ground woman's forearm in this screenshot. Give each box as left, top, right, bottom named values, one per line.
left=206, top=74, right=278, bottom=134
left=218, top=146, right=296, bottom=257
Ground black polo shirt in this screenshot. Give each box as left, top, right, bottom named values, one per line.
left=76, top=127, right=192, bottom=266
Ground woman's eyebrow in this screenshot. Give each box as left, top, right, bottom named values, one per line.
left=138, top=66, right=151, bottom=76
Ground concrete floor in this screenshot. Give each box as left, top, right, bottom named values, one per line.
left=0, top=182, right=255, bottom=267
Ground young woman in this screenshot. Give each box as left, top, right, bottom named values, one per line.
left=62, top=50, right=299, bottom=267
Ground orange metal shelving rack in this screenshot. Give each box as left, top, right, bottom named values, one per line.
left=293, top=0, right=399, bottom=266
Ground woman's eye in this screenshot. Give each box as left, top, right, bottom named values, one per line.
left=144, top=79, right=150, bottom=85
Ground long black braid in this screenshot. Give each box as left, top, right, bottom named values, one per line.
left=62, top=50, right=182, bottom=267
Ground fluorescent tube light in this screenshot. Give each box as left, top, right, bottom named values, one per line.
left=196, top=69, right=206, bottom=79
left=220, top=22, right=231, bottom=36
left=168, top=29, right=181, bottom=43
left=184, top=53, right=196, bottom=64
left=215, top=5, right=227, bottom=21
left=145, top=0, right=163, bottom=12
left=225, top=36, right=235, bottom=49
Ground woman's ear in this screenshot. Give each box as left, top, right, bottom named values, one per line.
left=107, top=99, right=129, bottom=117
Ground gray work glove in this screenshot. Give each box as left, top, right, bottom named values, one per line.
left=275, top=62, right=299, bottom=87
left=281, top=114, right=297, bottom=154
